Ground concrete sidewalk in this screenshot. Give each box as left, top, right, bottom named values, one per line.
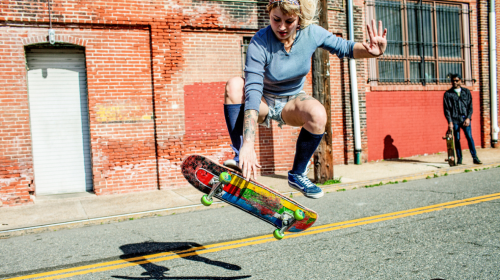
left=1, top=148, right=499, bottom=238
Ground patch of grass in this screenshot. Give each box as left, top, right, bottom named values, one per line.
left=434, top=173, right=439, bottom=178
left=483, top=167, right=490, bottom=170
left=464, top=169, right=472, bottom=173
left=444, top=173, right=448, bottom=176
left=290, top=193, right=293, bottom=198
left=320, top=177, right=342, bottom=185
left=386, top=181, right=399, bottom=184
left=402, top=179, right=408, bottom=183
left=337, top=188, right=346, bottom=192
left=365, top=182, right=384, bottom=188
left=426, top=176, right=431, bottom=179
left=129, top=218, right=134, bottom=221
left=353, top=187, right=357, bottom=190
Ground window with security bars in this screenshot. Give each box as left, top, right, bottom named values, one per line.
left=367, top=0, right=473, bottom=86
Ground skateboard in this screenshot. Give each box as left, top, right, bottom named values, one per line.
left=181, top=154, right=318, bottom=240
left=442, top=129, right=456, bottom=166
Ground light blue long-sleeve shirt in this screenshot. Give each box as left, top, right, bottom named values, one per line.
left=244, top=24, right=356, bottom=112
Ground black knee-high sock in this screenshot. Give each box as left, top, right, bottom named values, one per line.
left=224, top=104, right=244, bottom=160
left=291, top=128, right=324, bottom=174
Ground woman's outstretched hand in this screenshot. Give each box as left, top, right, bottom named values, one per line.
left=362, top=19, right=387, bottom=57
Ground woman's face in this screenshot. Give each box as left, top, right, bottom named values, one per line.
left=269, top=7, right=299, bottom=42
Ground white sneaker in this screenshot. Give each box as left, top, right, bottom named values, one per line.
left=223, top=159, right=241, bottom=172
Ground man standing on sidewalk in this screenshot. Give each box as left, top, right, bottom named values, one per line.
left=443, top=74, right=482, bottom=165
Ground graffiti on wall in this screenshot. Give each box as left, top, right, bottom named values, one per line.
left=96, top=102, right=153, bottom=123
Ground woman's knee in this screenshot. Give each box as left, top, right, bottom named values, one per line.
left=225, top=77, right=245, bottom=104
left=306, top=105, right=327, bottom=131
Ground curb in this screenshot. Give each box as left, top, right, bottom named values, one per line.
left=1, top=162, right=499, bottom=239
left=319, top=162, right=500, bottom=194
left=0, top=202, right=227, bottom=239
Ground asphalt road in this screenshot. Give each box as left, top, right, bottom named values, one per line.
left=1, top=167, right=499, bottom=280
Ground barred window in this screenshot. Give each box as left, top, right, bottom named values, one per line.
left=367, top=0, right=473, bottom=86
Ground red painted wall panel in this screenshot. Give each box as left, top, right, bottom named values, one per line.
left=366, top=91, right=481, bottom=161
left=184, top=82, right=227, bottom=141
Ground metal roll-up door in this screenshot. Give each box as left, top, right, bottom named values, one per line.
left=26, top=47, right=93, bottom=195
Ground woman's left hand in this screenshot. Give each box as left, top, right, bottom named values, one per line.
left=362, top=19, right=387, bottom=57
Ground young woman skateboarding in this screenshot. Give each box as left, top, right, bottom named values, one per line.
left=223, top=0, right=387, bottom=198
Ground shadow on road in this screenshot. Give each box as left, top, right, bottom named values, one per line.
left=112, top=241, right=249, bottom=280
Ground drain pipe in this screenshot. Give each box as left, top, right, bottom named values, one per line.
left=490, top=0, right=499, bottom=146
left=347, top=0, right=362, bottom=164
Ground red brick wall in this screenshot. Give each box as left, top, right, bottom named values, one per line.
left=366, top=91, right=481, bottom=161
left=477, top=0, right=492, bottom=147
left=2, top=0, right=493, bottom=207
left=0, top=0, right=367, bottom=206
left=0, top=26, right=158, bottom=202
left=86, top=28, right=157, bottom=196
left=0, top=26, right=34, bottom=206
left=0, top=1, right=184, bottom=205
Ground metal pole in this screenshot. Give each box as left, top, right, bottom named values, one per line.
left=347, top=0, right=362, bottom=164
left=418, top=0, right=426, bottom=85
left=490, top=0, right=499, bottom=144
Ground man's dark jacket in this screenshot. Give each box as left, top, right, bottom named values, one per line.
left=443, top=87, right=473, bottom=124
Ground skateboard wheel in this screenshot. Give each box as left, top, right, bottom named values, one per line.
left=219, top=172, right=232, bottom=184
left=294, top=209, right=305, bottom=221
left=273, top=229, right=285, bottom=240
left=201, top=195, right=213, bottom=206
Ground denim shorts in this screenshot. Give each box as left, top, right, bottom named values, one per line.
left=260, top=91, right=303, bottom=129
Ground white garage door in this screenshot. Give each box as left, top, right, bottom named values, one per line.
left=26, top=48, right=93, bottom=195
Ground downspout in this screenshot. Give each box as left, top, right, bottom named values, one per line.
left=347, top=0, right=362, bottom=164
left=490, top=0, right=499, bottom=145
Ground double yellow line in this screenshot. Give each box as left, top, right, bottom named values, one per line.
left=8, top=192, right=500, bottom=280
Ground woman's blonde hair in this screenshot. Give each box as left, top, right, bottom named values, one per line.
left=266, top=0, right=319, bottom=29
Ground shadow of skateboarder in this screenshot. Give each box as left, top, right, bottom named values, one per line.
left=112, top=241, right=249, bottom=280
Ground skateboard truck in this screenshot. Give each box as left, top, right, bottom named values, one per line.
left=201, top=172, right=231, bottom=206
left=273, top=210, right=305, bottom=240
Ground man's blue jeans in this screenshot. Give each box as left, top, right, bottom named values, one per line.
left=453, top=122, right=477, bottom=160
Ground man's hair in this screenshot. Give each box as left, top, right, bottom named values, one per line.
left=450, top=73, right=462, bottom=81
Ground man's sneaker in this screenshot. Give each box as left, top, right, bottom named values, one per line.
left=223, top=159, right=242, bottom=172
left=457, top=158, right=462, bottom=165
left=473, top=158, right=483, bottom=164
left=288, top=172, right=324, bottom=199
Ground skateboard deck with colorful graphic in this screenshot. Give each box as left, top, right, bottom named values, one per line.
left=181, top=154, right=318, bottom=239
left=443, top=129, right=456, bottom=166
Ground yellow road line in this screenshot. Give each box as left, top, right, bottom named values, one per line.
left=8, top=192, right=500, bottom=280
